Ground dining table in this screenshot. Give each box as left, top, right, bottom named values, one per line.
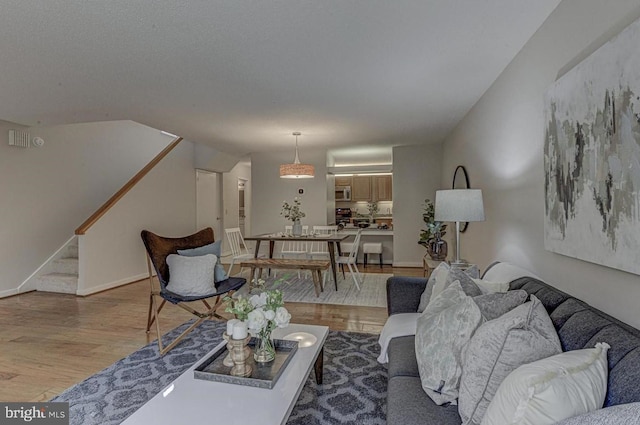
left=243, top=233, right=349, bottom=290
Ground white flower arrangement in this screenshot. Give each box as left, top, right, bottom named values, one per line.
left=225, top=289, right=291, bottom=336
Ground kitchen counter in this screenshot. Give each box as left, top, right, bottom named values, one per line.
left=339, top=227, right=393, bottom=236
left=337, top=227, right=393, bottom=265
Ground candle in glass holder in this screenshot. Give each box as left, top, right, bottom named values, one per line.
left=226, top=319, right=239, bottom=336
left=232, top=321, right=248, bottom=339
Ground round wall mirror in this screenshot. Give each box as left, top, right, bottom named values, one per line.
left=452, top=165, right=470, bottom=233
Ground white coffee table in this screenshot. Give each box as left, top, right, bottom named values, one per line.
left=121, top=323, right=329, bottom=425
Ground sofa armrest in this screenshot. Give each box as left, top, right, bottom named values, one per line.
left=386, top=276, right=428, bottom=315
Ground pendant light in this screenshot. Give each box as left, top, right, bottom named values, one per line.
left=279, top=132, right=315, bottom=179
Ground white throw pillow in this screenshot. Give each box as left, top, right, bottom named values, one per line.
left=481, top=342, right=610, bottom=425
left=415, top=281, right=484, bottom=405
left=166, top=253, right=217, bottom=297
left=472, top=277, right=509, bottom=294
left=458, top=295, right=562, bottom=425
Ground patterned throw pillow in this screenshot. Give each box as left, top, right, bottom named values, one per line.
left=458, top=295, right=562, bottom=425
left=417, top=262, right=450, bottom=313
left=415, top=281, right=484, bottom=405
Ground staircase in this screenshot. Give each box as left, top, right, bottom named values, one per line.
left=33, top=239, right=78, bottom=294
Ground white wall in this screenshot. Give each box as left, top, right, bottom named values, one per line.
left=250, top=148, right=328, bottom=255
left=441, top=0, right=640, bottom=328
left=0, top=120, right=174, bottom=296
left=222, top=161, right=252, bottom=252
left=79, top=140, right=196, bottom=294
left=392, top=144, right=443, bottom=267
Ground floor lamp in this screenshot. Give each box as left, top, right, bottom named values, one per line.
left=434, top=189, right=485, bottom=267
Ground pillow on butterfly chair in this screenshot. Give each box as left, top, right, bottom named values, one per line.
left=166, top=253, right=217, bottom=297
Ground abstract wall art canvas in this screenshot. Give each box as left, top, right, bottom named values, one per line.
left=544, top=17, right=640, bottom=275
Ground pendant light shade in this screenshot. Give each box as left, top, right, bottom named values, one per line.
left=280, top=132, right=315, bottom=179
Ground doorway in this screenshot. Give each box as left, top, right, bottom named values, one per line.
left=196, top=169, right=222, bottom=239
left=238, top=179, right=247, bottom=235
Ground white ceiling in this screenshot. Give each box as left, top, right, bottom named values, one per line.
left=0, top=1, right=560, bottom=156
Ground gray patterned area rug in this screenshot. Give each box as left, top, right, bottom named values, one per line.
left=51, top=320, right=386, bottom=425
left=236, top=271, right=391, bottom=308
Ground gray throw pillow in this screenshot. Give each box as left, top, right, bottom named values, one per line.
left=166, top=253, right=217, bottom=297
left=458, top=295, right=562, bottom=425
left=416, top=281, right=484, bottom=405
left=418, top=263, right=482, bottom=313
left=463, top=264, right=480, bottom=279
left=447, top=267, right=482, bottom=298
left=178, top=240, right=228, bottom=283
left=472, top=290, right=528, bottom=321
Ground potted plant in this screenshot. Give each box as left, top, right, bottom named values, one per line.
left=418, top=199, right=448, bottom=260
left=281, top=197, right=306, bottom=236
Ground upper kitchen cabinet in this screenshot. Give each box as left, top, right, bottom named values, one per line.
left=374, top=175, right=393, bottom=201
left=335, top=176, right=352, bottom=187
left=352, top=176, right=372, bottom=201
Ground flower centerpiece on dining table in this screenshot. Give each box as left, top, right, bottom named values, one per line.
left=225, top=286, right=291, bottom=363
left=281, top=197, right=306, bottom=236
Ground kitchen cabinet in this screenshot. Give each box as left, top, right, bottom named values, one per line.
left=352, top=176, right=372, bottom=201
left=374, top=175, right=393, bottom=201
left=335, top=176, right=352, bottom=187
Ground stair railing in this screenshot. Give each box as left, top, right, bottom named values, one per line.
left=75, top=137, right=183, bottom=235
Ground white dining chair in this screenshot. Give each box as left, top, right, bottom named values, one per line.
left=279, top=225, right=309, bottom=278
left=309, top=225, right=338, bottom=286
left=336, top=228, right=363, bottom=290
left=225, top=227, right=256, bottom=277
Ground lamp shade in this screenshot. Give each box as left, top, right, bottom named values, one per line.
left=434, top=189, right=485, bottom=222
left=279, top=163, right=315, bottom=178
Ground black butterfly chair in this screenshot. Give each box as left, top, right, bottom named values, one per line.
left=141, top=227, right=246, bottom=355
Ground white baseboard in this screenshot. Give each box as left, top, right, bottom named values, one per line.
left=392, top=261, right=422, bottom=268
left=0, top=288, right=20, bottom=298
left=76, top=273, right=149, bottom=296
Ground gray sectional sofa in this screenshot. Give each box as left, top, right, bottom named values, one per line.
left=385, top=262, right=640, bottom=425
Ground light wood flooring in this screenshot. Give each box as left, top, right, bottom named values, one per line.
left=0, top=265, right=422, bottom=402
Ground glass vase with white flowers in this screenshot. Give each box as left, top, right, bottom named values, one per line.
left=224, top=288, right=291, bottom=363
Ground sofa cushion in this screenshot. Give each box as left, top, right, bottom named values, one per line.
left=508, top=276, right=640, bottom=408
left=458, top=295, right=562, bottom=425
left=387, top=335, right=420, bottom=379
left=553, top=402, right=640, bottom=425
left=388, top=376, right=461, bottom=425
left=481, top=343, right=610, bottom=425
left=416, top=281, right=483, bottom=405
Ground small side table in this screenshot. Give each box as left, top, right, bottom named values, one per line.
left=423, top=256, right=445, bottom=277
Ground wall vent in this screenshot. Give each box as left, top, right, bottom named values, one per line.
left=8, top=130, right=30, bottom=148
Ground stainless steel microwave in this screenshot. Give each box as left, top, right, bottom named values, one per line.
left=335, top=186, right=351, bottom=201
